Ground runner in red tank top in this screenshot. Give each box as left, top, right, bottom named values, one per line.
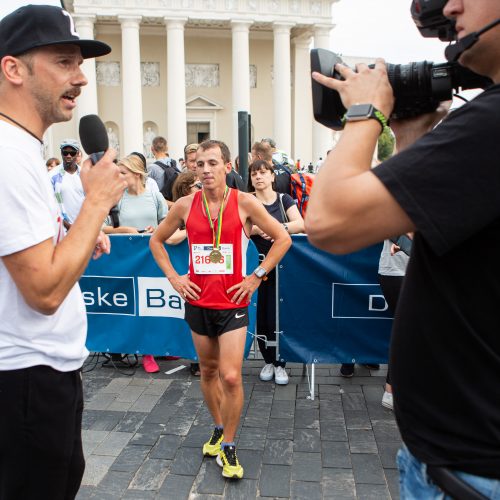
left=185, top=187, right=249, bottom=309
left=150, top=140, right=291, bottom=479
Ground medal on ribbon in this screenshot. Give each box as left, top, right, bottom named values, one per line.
left=202, top=186, right=228, bottom=264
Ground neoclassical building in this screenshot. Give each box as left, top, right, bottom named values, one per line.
left=47, top=0, right=336, bottom=164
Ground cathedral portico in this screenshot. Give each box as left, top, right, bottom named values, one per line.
left=50, top=0, right=336, bottom=163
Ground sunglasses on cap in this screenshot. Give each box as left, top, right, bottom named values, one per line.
left=62, top=149, right=78, bottom=157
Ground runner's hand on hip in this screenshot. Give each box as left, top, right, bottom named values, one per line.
left=169, top=274, right=201, bottom=301
left=227, top=275, right=260, bottom=304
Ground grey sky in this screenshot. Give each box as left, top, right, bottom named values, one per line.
left=330, top=0, right=484, bottom=105
left=331, top=0, right=449, bottom=64
left=1, top=1, right=61, bottom=19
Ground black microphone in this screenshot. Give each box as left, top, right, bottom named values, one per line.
left=79, top=114, right=109, bottom=165
left=445, top=18, right=500, bottom=62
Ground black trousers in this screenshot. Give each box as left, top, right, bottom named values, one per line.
left=256, top=271, right=286, bottom=368
left=378, top=273, right=405, bottom=386
left=0, top=365, right=85, bottom=500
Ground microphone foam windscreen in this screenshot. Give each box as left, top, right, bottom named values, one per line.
left=79, top=114, right=109, bottom=154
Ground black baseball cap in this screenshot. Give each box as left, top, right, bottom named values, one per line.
left=0, top=5, right=111, bottom=60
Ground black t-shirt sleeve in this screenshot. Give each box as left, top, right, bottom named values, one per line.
left=226, top=170, right=246, bottom=191
left=373, top=85, right=500, bottom=256
left=282, top=193, right=296, bottom=212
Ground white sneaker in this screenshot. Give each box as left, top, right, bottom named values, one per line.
left=274, top=366, right=289, bottom=385
left=259, top=363, right=274, bottom=381
left=382, top=391, right=393, bottom=410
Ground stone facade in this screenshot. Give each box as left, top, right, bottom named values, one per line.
left=46, top=0, right=337, bottom=164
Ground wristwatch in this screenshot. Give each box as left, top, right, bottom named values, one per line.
left=253, top=266, right=268, bottom=280
left=344, top=104, right=389, bottom=133
left=283, top=223, right=289, bottom=232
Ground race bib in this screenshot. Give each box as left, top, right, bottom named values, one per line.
left=192, top=243, right=234, bottom=274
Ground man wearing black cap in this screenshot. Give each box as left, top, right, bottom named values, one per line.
left=0, top=5, right=126, bottom=499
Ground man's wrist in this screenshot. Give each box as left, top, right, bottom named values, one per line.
left=253, top=266, right=268, bottom=281
left=83, top=196, right=113, bottom=218
left=343, top=104, right=390, bottom=134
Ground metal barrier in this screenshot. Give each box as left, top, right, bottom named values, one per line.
left=82, top=235, right=393, bottom=398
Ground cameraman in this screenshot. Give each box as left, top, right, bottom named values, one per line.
left=306, top=1, right=500, bottom=498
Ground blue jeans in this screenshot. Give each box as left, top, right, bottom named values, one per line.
left=397, top=445, right=500, bottom=499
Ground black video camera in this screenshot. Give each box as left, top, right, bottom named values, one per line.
left=311, top=0, right=493, bottom=130
left=410, top=0, right=455, bottom=41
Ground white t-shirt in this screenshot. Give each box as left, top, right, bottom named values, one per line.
left=146, top=177, right=159, bottom=192
left=0, top=122, right=88, bottom=372
left=60, top=169, right=85, bottom=223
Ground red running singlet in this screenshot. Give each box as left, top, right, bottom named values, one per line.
left=185, top=188, right=250, bottom=309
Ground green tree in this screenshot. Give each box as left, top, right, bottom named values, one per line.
left=378, top=127, right=395, bottom=162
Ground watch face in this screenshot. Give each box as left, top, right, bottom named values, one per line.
left=254, top=267, right=266, bottom=278
left=346, top=104, right=374, bottom=120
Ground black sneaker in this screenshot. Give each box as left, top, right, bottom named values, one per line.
left=340, top=363, right=354, bottom=378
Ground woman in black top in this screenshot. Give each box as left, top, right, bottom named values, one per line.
left=249, top=160, right=304, bottom=385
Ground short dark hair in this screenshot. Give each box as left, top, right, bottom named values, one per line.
left=45, top=157, right=60, bottom=167
left=248, top=159, right=275, bottom=192
left=198, top=140, right=231, bottom=164
left=152, top=136, right=167, bottom=153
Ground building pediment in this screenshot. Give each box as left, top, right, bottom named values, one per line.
left=186, top=95, right=224, bottom=110
left=71, top=0, right=336, bottom=29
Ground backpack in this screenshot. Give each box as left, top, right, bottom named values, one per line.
left=155, top=159, right=178, bottom=201
left=272, top=159, right=293, bottom=195
left=290, top=172, right=314, bottom=217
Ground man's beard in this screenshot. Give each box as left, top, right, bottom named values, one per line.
left=30, top=82, right=74, bottom=125
left=63, top=159, right=76, bottom=170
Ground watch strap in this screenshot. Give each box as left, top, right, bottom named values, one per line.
left=373, top=108, right=390, bottom=132
left=343, top=105, right=390, bottom=134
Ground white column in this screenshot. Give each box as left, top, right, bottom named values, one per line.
left=292, top=34, right=313, bottom=166
left=119, top=16, right=143, bottom=155
left=273, top=23, right=294, bottom=156
left=72, top=14, right=98, bottom=119
left=313, top=25, right=334, bottom=163
left=231, top=20, right=252, bottom=157
left=73, top=15, right=98, bottom=124
left=165, top=18, right=187, bottom=160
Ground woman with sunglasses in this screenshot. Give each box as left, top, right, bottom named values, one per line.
left=249, top=160, right=304, bottom=385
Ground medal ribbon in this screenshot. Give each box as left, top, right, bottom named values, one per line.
left=202, top=186, right=229, bottom=251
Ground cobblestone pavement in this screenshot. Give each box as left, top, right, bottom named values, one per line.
left=76, top=357, right=401, bottom=500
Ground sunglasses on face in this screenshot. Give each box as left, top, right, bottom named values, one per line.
left=62, top=149, right=78, bottom=157
left=191, top=182, right=203, bottom=189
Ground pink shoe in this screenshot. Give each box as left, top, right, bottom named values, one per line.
left=142, top=355, right=160, bottom=373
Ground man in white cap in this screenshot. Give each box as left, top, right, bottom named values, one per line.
left=0, top=5, right=126, bottom=498
left=50, top=138, right=85, bottom=230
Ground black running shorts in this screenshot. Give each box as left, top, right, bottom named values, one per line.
left=184, top=303, right=249, bottom=337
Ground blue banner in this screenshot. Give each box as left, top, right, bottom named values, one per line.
left=81, top=235, right=259, bottom=360
left=278, top=236, right=393, bottom=364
